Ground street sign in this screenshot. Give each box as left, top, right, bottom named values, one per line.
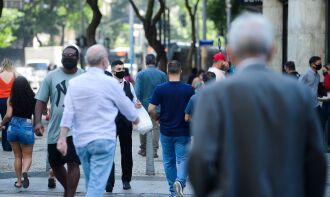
left=199, top=40, right=214, bottom=46
left=240, top=0, right=263, bottom=5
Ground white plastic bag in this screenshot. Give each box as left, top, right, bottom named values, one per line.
left=134, top=107, right=153, bottom=135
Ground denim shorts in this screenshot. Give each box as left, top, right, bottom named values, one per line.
left=7, top=116, right=35, bottom=145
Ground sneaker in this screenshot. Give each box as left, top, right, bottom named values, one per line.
left=123, top=181, right=131, bottom=190
left=174, top=181, right=183, bottom=197
left=138, top=149, right=146, bottom=156
left=154, top=152, right=159, bottom=158
left=48, top=177, right=56, bottom=189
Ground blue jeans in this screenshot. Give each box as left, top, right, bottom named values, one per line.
left=7, top=116, right=35, bottom=144
left=75, top=139, right=116, bottom=197
left=160, top=133, right=191, bottom=195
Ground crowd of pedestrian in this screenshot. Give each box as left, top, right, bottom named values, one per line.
left=0, top=12, right=328, bottom=197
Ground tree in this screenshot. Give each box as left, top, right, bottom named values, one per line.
left=0, top=9, right=23, bottom=48
left=129, top=0, right=167, bottom=71
left=86, top=0, right=102, bottom=46
left=0, top=0, right=3, bottom=18
left=185, top=0, right=200, bottom=70
left=207, top=0, right=242, bottom=36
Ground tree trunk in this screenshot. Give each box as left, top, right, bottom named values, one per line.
left=60, top=24, right=65, bottom=46
left=35, top=34, right=43, bottom=47
left=185, top=0, right=200, bottom=72
left=129, top=0, right=167, bottom=72
left=0, top=0, right=3, bottom=18
left=186, top=15, right=196, bottom=71
left=86, top=0, right=102, bottom=47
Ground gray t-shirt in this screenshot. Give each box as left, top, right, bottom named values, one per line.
left=35, top=68, right=84, bottom=144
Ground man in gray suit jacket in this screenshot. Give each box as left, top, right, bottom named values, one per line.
left=188, top=13, right=327, bottom=197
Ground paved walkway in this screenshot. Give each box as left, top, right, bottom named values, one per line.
left=1, top=120, right=330, bottom=196
left=0, top=120, right=192, bottom=196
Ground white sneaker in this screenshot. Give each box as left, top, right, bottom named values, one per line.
left=174, top=181, right=184, bottom=197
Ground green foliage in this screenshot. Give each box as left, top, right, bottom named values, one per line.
left=207, top=0, right=242, bottom=35
left=0, top=8, right=23, bottom=48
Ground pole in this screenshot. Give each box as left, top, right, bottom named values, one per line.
left=80, top=0, right=85, bottom=36
left=202, top=0, right=206, bottom=40
left=129, top=4, right=134, bottom=66
left=226, top=0, right=231, bottom=45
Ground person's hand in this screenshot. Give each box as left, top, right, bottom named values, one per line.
left=135, top=100, right=142, bottom=109
left=57, top=137, right=67, bottom=156
left=133, top=118, right=139, bottom=125
left=34, top=123, right=44, bottom=136
left=42, top=108, right=48, bottom=116
left=1, top=125, right=5, bottom=131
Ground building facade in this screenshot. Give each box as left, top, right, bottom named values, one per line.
left=262, top=0, right=327, bottom=73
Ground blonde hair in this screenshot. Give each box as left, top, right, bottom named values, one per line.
left=1, top=58, right=14, bottom=72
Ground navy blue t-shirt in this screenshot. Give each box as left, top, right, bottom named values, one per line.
left=150, top=81, right=194, bottom=137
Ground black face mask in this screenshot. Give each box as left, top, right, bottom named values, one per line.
left=115, top=71, right=125, bottom=79
left=315, top=64, right=322, bottom=70
left=62, top=57, right=78, bottom=70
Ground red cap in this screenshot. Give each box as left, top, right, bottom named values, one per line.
left=213, top=53, right=226, bottom=62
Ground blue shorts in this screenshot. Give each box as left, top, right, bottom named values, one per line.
left=7, top=116, right=35, bottom=145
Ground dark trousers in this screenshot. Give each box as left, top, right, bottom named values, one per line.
left=0, top=98, right=12, bottom=151
left=106, top=121, right=133, bottom=188
left=316, top=105, right=327, bottom=150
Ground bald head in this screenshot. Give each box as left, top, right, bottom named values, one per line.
left=85, top=44, right=109, bottom=68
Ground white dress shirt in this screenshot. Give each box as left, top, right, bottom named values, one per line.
left=116, top=78, right=138, bottom=104
left=60, top=67, right=138, bottom=148
left=208, top=67, right=226, bottom=81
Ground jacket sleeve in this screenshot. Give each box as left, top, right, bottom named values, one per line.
left=188, top=88, right=222, bottom=197
left=304, top=89, right=327, bottom=197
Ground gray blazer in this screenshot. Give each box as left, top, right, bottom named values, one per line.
left=188, top=64, right=327, bottom=197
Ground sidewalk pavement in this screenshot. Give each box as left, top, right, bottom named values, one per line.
left=0, top=121, right=193, bottom=196
left=0, top=176, right=193, bottom=196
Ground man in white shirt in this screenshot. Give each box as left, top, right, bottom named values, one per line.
left=57, top=44, right=139, bottom=197
left=106, top=60, right=141, bottom=192
left=208, top=53, right=229, bottom=81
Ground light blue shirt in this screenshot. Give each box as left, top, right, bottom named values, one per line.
left=299, top=67, right=320, bottom=107
left=60, top=67, right=138, bottom=148
left=135, top=66, right=167, bottom=110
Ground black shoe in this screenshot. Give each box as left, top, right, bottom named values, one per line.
left=22, top=172, right=29, bottom=188
left=48, top=177, right=56, bottom=189
left=105, top=185, right=113, bottom=192
left=123, top=181, right=131, bottom=190
left=154, top=153, right=159, bottom=158
left=138, top=149, right=146, bottom=156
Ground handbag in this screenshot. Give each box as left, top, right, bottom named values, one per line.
left=133, top=107, right=153, bottom=135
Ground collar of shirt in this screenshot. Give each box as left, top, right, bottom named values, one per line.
left=87, top=67, right=104, bottom=75
left=307, top=66, right=318, bottom=75
left=236, top=56, right=267, bottom=73
left=147, top=65, right=156, bottom=69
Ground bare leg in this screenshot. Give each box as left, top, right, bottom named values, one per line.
left=52, top=165, right=68, bottom=196
left=66, top=163, right=80, bottom=197
left=21, top=144, right=33, bottom=173
left=10, top=142, right=22, bottom=186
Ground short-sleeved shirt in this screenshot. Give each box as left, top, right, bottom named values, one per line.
left=150, top=81, right=194, bottom=137
left=35, top=68, right=84, bottom=144
left=185, top=94, right=197, bottom=116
